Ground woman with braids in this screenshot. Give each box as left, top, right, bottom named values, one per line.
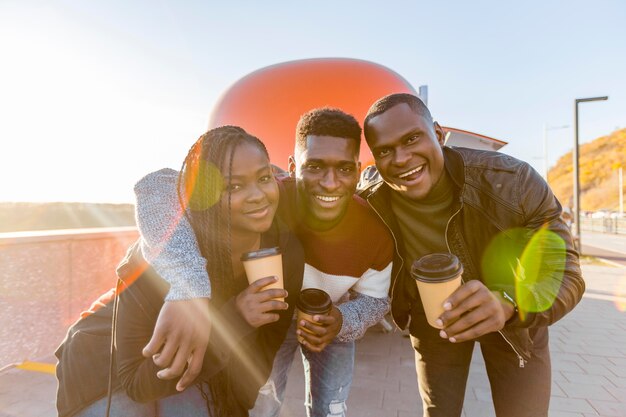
left=55, top=126, right=305, bottom=417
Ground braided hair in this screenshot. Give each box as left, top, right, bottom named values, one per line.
left=176, top=125, right=269, bottom=417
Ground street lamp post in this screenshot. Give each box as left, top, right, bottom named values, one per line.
left=619, top=166, right=623, bottom=217
left=543, top=124, right=569, bottom=179
left=573, top=96, right=608, bottom=250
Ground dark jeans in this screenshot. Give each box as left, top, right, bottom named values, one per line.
left=409, top=310, right=551, bottom=417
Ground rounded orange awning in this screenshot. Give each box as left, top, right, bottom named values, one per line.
left=208, top=58, right=416, bottom=169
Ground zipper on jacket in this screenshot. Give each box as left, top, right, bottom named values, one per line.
left=444, top=201, right=463, bottom=255
left=445, top=198, right=527, bottom=368
left=368, top=188, right=530, bottom=368
left=497, top=330, right=527, bottom=368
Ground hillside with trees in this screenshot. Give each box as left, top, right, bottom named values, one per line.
left=548, top=128, right=626, bottom=212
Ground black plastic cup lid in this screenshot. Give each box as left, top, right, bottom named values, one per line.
left=296, top=288, right=332, bottom=315
left=411, top=253, right=463, bottom=283
left=240, top=247, right=281, bottom=262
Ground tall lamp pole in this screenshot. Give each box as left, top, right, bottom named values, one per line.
left=543, top=124, right=569, bottom=179
left=573, top=96, right=608, bottom=250
left=619, top=166, right=623, bottom=217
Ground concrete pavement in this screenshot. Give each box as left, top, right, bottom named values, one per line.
left=1, top=236, right=625, bottom=416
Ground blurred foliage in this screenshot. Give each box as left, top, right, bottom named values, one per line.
left=548, top=128, right=626, bottom=211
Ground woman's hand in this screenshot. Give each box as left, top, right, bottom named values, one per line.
left=235, top=276, right=289, bottom=328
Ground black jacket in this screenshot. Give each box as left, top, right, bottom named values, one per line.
left=55, top=219, right=304, bottom=417
left=359, top=146, right=585, bottom=364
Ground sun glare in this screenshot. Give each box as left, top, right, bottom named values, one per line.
left=482, top=227, right=566, bottom=320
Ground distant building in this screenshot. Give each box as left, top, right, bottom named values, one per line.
left=442, top=127, right=507, bottom=151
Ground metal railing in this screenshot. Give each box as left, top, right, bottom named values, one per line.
left=580, top=217, right=626, bottom=234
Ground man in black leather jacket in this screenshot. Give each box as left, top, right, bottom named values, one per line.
left=358, top=93, right=584, bottom=417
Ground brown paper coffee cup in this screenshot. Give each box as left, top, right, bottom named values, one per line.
left=241, top=247, right=284, bottom=301
left=296, top=288, right=332, bottom=344
left=411, top=253, right=463, bottom=329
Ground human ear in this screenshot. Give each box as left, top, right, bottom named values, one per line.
left=288, top=156, right=296, bottom=177
left=434, top=122, right=446, bottom=147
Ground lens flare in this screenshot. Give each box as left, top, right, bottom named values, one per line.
left=184, top=159, right=223, bottom=211
left=482, top=227, right=566, bottom=320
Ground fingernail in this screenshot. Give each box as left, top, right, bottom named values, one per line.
left=313, top=315, right=320, bottom=322
left=435, top=319, right=443, bottom=327
left=443, top=302, right=452, bottom=310
left=176, top=384, right=184, bottom=392
left=449, top=337, right=457, bottom=343
left=152, top=353, right=160, bottom=361
left=439, top=330, right=448, bottom=339
left=157, top=370, right=166, bottom=379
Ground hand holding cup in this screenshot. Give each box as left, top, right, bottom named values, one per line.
left=295, top=289, right=333, bottom=347
left=235, top=276, right=289, bottom=328
left=241, top=247, right=284, bottom=301
left=297, top=305, right=343, bottom=352
left=411, top=253, right=463, bottom=329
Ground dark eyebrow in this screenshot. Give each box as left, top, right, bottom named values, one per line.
left=372, top=128, right=424, bottom=152
left=403, top=127, right=426, bottom=138
left=224, top=165, right=272, bottom=180
left=371, top=145, right=390, bottom=153
left=306, top=158, right=357, bottom=166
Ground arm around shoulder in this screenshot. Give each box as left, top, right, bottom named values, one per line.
left=134, top=168, right=212, bottom=300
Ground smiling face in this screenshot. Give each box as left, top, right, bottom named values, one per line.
left=289, top=135, right=360, bottom=230
left=366, top=103, right=446, bottom=201
left=221, top=142, right=279, bottom=236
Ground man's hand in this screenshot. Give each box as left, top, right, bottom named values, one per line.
left=142, top=298, right=211, bottom=391
left=436, top=280, right=515, bottom=343
left=235, top=276, right=289, bottom=328
left=297, top=305, right=343, bottom=353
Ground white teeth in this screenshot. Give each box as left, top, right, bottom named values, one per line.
left=316, top=195, right=340, bottom=202
left=398, top=165, right=424, bottom=179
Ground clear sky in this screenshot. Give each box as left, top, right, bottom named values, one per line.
left=1, top=0, right=624, bottom=203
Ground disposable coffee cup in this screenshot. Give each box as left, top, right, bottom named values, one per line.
left=296, top=288, right=332, bottom=344
left=240, top=247, right=284, bottom=301
left=411, top=253, right=463, bottom=329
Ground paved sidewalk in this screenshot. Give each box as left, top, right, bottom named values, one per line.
left=1, top=260, right=625, bottom=416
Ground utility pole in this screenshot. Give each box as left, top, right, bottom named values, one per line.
left=618, top=165, right=624, bottom=219
left=543, top=124, right=569, bottom=179
left=573, top=96, right=608, bottom=250
left=418, top=85, right=428, bottom=106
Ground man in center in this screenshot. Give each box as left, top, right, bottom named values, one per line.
left=134, top=108, right=394, bottom=417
